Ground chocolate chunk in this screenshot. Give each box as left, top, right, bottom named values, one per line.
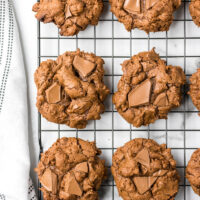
left=65, top=5, right=72, bottom=18
left=133, top=177, right=157, bottom=194
left=45, top=82, right=61, bottom=104
left=64, top=172, right=83, bottom=196
left=154, top=93, right=168, bottom=107
left=75, top=162, right=88, bottom=173
left=40, top=168, right=57, bottom=194
left=146, top=0, right=159, bottom=10
left=128, top=79, right=152, bottom=107
left=153, top=169, right=168, bottom=177
left=73, top=56, right=96, bottom=78
left=135, top=149, right=150, bottom=168
left=123, top=0, right=140, bottom=14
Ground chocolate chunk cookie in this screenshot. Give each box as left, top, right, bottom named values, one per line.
left=188, top=69, right=200, bottom=115
left=113, top=48, right=186, bottom=127
left=35, top=137, right=106, bottom=200
left=32, top=0, right=103, bottom=36
left=111, top=138, right=180, bottom=200
left=186, top=148, right=200, bottom=196
left=109, top=0, right=181, bottom=33
left=189, top=0, right=200, bottom=27
left=34, top=49, right=109, bottom=129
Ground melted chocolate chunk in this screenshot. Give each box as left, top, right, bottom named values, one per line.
left=73, top=56, right=96, bottom=78
left=123, top=0, right=140, bottom=14
left=128, top=79, right=152, bottom=107
left=135, top=148, right=150, bottom=168
left=45, top=82, right=61, bottom=104
left=133, top=176, right=157, bottom=194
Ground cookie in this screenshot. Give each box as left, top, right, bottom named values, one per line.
left=189, top=0, right=200, bottom=27
left=32, top=0, right=103, bottom=36
left=109, top=0, right=181, bottom=33
left=35, top=137, right=106, bottom=200
left=34, top=49, right=110, bottom=129
left=113, top=48, right=186, bottom=128
left=188, top=69, right=200, bottom=115
left=186, top=148, right=200, bottom=196
left=111, top=138, right=180, bottom=200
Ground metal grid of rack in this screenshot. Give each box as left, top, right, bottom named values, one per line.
left=37, top=0, right=200, bottom=199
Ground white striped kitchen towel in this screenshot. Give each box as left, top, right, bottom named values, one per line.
left=0, top=0, right=37, bottom=200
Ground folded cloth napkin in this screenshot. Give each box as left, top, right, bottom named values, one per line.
left=0, top=0, right=37, bottom=200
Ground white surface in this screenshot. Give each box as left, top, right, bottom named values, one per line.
left=12, top=0, right=39, bottom=189
left=0, top=1, right=31, bottom=199
left=10, top=0, right=200, bottom=199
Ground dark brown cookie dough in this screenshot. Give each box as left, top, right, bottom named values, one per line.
left=109, top=0, right=181, bottom=33
left=188, top=69, right=200, bottom=115
left=189, top=0, right=200, bottom=27
left=186, top=148, right=200, bottom=196
left=113, top=48, right=186, bottom=128
left=34, top=49, right=110, bottom=129
left=35, top=137, right=107, bottom=200
left=111, top=138, right=180, bottom=200
left=32, top=0, right=103, bottom=36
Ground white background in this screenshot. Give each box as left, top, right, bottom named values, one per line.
left=12, top=0, right=39, bottom=189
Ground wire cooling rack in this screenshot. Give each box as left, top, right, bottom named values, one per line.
left=37, top=0, right=200, bottom=199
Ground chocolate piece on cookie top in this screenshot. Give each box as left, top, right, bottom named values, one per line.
left=123, top=0, right=159, bottom=14
left=123, top=0, right=141, bottom=14
left=128, top=79, right=152, bottom=107
left=133, top=176, right=157, bottom=194
left=45, top=82, right=61, bottom=104
left=135, top=148, right=150, bottom=168
left=73, top=56, right=96, bottom=78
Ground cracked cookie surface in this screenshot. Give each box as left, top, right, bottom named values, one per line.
left=188, top=69, right=200, bottom=115
left=32, top=0, right=103, bottom=36
left=109, top=0, right=181, bottom=33
left=186, top=148, right=200, bottom=196
left=113, top=48, right=186, bottom=128
left=34, top=49, right=109, bottom=129
left=189, top=0, right=200, bottom=27
left=111, top=138, right=180, bottom=200
left=35, top=137, right=107, bottom=200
